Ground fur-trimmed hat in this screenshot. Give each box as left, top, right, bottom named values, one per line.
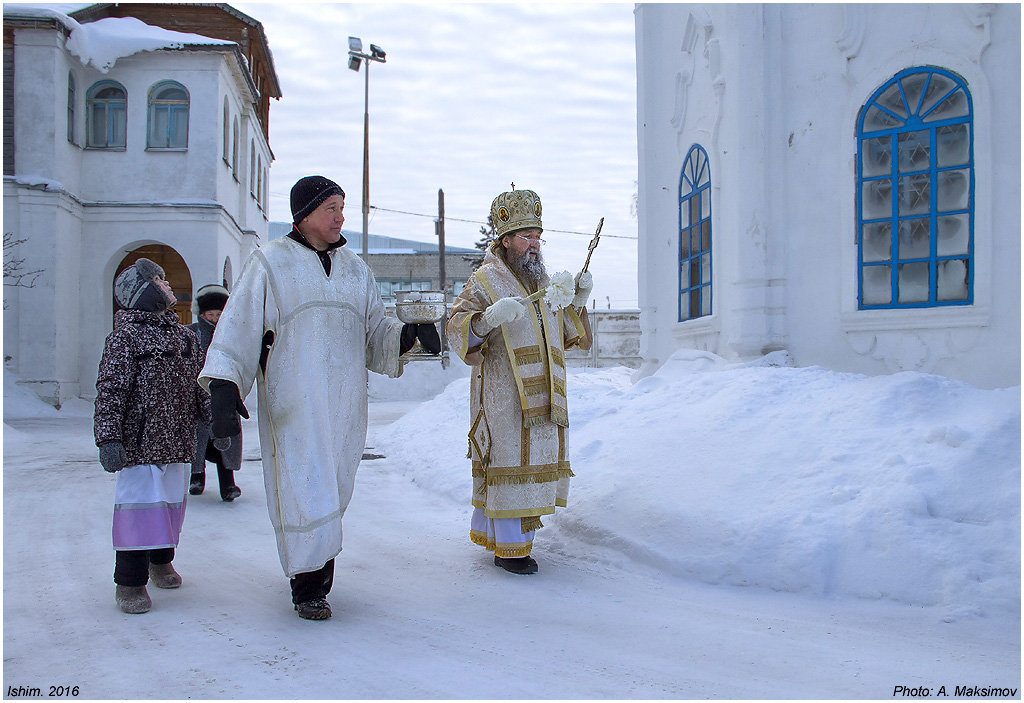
left=490, top=188, right=543, bottom=241
left=193, top=284, right=229, bottom=316
left=290, top=175, right=345, bottom=224
left=114, top=258, right=166, bottom=310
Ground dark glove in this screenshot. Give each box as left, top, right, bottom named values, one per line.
left=98, top=441, right=127, bottom=473
left=417, top=323, right=442, bottom=355
left=400, top=324, right=418, bottom=355
left=210, top=380, right=249, bottom=439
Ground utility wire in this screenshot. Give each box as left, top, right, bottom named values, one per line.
left=369, top=205, right=637, bottom=239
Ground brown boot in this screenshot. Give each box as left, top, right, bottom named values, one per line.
left=115, top=585, right=152, bottom=614
left=148, top=562, right=182, bottom=589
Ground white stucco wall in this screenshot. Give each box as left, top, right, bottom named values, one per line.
left=635, top=3, right=1020, bottom=389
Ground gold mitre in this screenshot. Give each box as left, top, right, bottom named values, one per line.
left=490, top=187, right=543, bottom=239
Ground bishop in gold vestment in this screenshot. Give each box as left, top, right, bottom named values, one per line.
left=446, top=188, right=593, bottom=574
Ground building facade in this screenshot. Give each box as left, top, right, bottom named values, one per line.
left=3, top=3, right=280, bottom=406
left=635, top=4, right=1020, bottom=389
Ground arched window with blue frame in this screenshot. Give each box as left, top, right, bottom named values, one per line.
left=857, top=66, right=974, bottom=309
left=86, top=80, right=127, bottom=149
left=679, top=144, right=712, bottom=321
left=147, top=81, right=189, bottom=149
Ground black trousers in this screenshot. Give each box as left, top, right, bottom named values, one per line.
left=114, top=548, right=174, bottom=587
left=290, top=559, right=334, bottom=604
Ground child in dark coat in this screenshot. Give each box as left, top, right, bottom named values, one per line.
left=94, top=258, right=211, bottom=614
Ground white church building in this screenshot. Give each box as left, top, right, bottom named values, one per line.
left=634, top=4, right=1020, bottom=389
left=3, top=4, right=280, bottom=406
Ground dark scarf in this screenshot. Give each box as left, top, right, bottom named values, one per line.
left=287, top=227, right=347, bottom=276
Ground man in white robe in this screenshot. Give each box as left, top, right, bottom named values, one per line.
left=199, top=176, right=439, bottom=619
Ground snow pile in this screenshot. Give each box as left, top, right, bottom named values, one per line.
left=376, top=350, right=1020, bottom=617
left=66, top=16, right=234, bottom=73
left=369, top=356, right=470, bottom=401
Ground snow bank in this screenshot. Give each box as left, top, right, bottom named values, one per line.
left=375, top=351, right=1021, bottom=617
left=3, top=6, right=236, bottom=73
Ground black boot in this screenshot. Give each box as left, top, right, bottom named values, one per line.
left=189, top=471, right=205, bottom=495
left=294, top=597, right=332, bottom=620
left=218, top=468, right=240, bottom=501
left=494, top=555, right=539, bottom=574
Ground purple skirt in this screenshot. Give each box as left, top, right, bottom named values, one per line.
left=112, top=463, right=188, bottom=550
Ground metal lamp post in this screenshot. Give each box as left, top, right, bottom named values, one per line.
left=347, top=36, right=386, bottom=259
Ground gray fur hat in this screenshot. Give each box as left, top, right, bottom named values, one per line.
left=114, top=258, right=165, bottom=310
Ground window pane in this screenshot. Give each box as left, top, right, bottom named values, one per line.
left=679, top=262, right=690, bottom=292
left=150, top=107, right=168, bottom=147
left=689, top=285, right=701, bottom=320
left=701, top=253, right=711, bottom=285
left=701, top=220, right=711, bottom=251
left=863, top=105, right=903, bottom=132
left=110, top=106, right=126, bottom=147
left=170, top=108, right=188, bottom=147
left=862, top=265, right=892, bottom=305
left=700, top=189, right=709, bottom=220
left=898, top=218, right=930, bottom=260
left=689, top=196, right=700, bottom=226
left=897, top=262, right=930, bottom=303
left=877, top=82, right=908, bottom=119
left=90, top=104, right=107, bottom=145
left=897, top=130, right=930, bottom=173
left=680, top=227, right=691, bottom=258
left=690, top=228, right=700, bottom=257
left=862, top=222, right=892, bottom=262
left=862, top=136, right=892, bottom=177
left=679, top=292, right=691, bottom=321
left=936, top=214, right=970, bottom=256
left=156, top=86, right=187, bottom=101
left=862, top=179, right=893, bottom=219
left=701, top=284, right=711, bottom=316
left=898, top=173, right=930, bottom=216
left=937, top=259, right=969, bottom=301
left=923, top=88, right=969, bottom=122
left=95, top=86, right=124, bottom=100
left=937, top=169, right=969, bottom=212
left=900, top=72, right=930, bottom=116
left=918, top=74, right=957, bottom=116
left=936, top=124, right=969, bottom=168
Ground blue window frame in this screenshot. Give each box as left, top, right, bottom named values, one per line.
left=67, top=72, right=76, bottom=144
left=857, top=66, right=974, bottom=309
left=679, top=144, right=712, bottom=321
left=86, top=80, right=126, bottom=149
left=147, top=81, right=189, bottom=149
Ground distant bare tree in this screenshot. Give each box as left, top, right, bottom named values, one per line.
left=4, top=231, right=42, bottom=309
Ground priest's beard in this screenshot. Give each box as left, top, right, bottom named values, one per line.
left=506, top=247, right=546, bottom=286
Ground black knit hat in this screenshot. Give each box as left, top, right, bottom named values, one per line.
left=290, top=175, right=345, bottom=224
left=194, top=284, right=229, bottom=315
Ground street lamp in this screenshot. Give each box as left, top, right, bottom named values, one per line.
left=348, top=36, right=386, bottom=258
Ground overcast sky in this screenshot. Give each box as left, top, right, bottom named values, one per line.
left=232, top=2, right=640, bottom=308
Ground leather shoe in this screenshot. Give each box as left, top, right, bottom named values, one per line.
left=294, top=597, right=332, bottom=620
left=494, top=555, right=538, bottom=574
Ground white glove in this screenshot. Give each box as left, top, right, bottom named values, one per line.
left=483, top=297, right=526, bottom=330
left=572, top=271, right=594, bottom=309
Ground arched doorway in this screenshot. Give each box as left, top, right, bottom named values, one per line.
left=114, top=245, right=194, bottom=324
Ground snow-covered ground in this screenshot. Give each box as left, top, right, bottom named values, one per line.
left=3, top=353, right=1020, bottom=699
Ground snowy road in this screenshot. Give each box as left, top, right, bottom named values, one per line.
left=3, top=403, right=1018, bottom=699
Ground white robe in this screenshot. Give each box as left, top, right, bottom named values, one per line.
left=199, top=237, right=404, bottom=577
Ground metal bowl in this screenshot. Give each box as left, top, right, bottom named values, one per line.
left=395, top=290, right=446, bottom=324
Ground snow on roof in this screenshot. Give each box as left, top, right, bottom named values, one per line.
left=4, top=5, right=235, bottom=73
